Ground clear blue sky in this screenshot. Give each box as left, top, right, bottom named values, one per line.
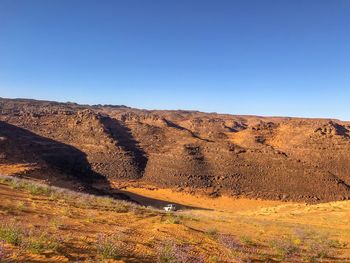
left=0, top=0, right=349, bottom=120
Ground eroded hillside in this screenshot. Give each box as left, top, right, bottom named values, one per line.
left=1, top=98, right=350, bottom=202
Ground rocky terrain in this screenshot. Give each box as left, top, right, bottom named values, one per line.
left=1, top=97, right=350, bottom=202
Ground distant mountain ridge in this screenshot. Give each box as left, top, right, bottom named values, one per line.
left=1, top=97, right=350, bottom=202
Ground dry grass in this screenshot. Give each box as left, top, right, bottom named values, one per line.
left=0, top=175, right=349, bottom=262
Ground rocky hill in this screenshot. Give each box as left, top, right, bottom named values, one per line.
left=1, top=97, right=350, bottom=202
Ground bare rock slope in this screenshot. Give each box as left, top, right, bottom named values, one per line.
left=1, top=98, right=350, bottom=202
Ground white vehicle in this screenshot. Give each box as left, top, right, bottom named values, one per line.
left=163, top=204, right=177, bottom=212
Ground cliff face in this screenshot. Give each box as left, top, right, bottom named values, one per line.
left=1, top=98, right=350, bottom=202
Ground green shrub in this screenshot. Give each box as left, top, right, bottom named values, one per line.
left=165, top=213, right=181, bottom=224
left=26, top=184, right=52, bottom=195
left=157, top=242, right=177, bottom=263
left=112, top=203, right=130, bottom=213
left=62, top=207, right=73, bottom=218
left=240, top=236, right=255, bottom=246
left=206, top=228, right=218, bottom=238
left=269, top=237, right=299, bottom=260
left=268, top=229, right=345, bottom=262
left=0, top=177, right=10, bottom=184
left=16, top=201, right=25, bottom=212
left=156, top=240, right=197, bottom=263
left=25, top=233, right=60, bottom=254
left=49, top=219, right=64, bottom=230
left=9, top=180, right=24, bottom=190
left=6, top=178, right=52, bottom=196
left=0, top=224, right=23, bottom=246
left=208, top=256, right=220, bottom=263
left=96, top=234, right=123, bottom=260
left=303, top=234, right=341, bottom=262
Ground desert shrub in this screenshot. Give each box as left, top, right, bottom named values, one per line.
left=0, top=223, right=23, bottom=246
left=74, top=195, right=94, bottom=209
left=157, top=241, right=189, bottom=263
left=95, top=196, right=114, bottom=207
left=8, top=179, right=24, bottom=190
left=218, top=234, right=241, bottom=251
left=268, top=229, right=344, bottom=262
left=178, top=213, right=200, bottom=222
left=112, top=203, right=130, bottom=213
left=165, top=213, right=181, bottom=224
left=208, top=256, right=220, bottom=263
left=24, top=233, right=61, bottom=254
left=48, top=191, right=61, bottom=201
left=217, top=234, right=258, bottom=262
left=49, top=219, right=64, bottom=230
left=5, top=177, right=52, bottom=196
left=269, top=237, right=299, bottom=260
left=26, top=183, right=52, bottom=195
left=16, top=201, right=26, bottom=212
left=131, top=206, right=148, bottom=216
left=96, top=234, right=124, bottom=260
left=240, top=236, right=255, bottom=246
left=0, top=175, right=157, bottom=216
left=206, top=228, right=218, bottom=238
left=156, top=240, right=204, bottom=263
left=157, top=241, right=177, bottom=263
left=93, top=196, right=131, bottom=212
left=303, top=233, right=342, bottom=262
left=62, top=206, right=74, bottom=218
left=0, top=222, right=63, bottom=254
left=0, top=177, right=11, bottom=185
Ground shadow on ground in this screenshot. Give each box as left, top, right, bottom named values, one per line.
left=110, top=188, right=213, bottom=211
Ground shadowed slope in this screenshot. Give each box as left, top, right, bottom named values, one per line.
left=0, top=121, right=105, bottom=190
left=100, top=116, right=148, bottom=177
